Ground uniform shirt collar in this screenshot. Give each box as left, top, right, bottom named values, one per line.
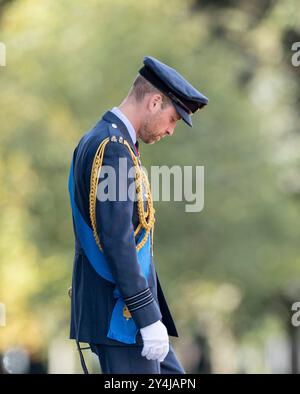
left=111, top=107, right=137, bottom=145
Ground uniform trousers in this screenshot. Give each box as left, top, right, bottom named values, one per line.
left=90, top=343, right=185, bottom=374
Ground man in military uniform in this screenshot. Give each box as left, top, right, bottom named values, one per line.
left=68, top=56, right=208, bottom=374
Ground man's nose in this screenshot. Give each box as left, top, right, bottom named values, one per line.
left=165, top=128, right=174, bottom=136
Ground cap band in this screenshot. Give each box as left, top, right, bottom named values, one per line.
left=167, top=92, right=192, bottom=114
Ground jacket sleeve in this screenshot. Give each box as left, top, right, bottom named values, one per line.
left=94, top=140, right=162, bottom=329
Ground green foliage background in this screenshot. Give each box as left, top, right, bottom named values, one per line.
left=0, top=0, right=300, bottom=372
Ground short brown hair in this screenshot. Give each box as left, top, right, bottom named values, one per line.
left=129, top=75, right=172, bottom=109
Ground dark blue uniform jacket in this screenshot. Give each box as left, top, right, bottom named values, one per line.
left=69, top=110, right=178, bottom=346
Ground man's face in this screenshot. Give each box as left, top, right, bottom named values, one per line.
left=139, top=102, right=181, bottom=144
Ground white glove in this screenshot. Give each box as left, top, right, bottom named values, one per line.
left=140, top=320, right=169, bottom=362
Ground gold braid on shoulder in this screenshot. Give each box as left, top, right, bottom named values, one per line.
left=89, top=137, right=155, bottom=253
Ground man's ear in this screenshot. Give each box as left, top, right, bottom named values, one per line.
left=148, top=94, right=163, bottom=113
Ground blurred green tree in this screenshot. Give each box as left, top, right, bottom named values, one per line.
left=0, top=0, right=299, bottom=372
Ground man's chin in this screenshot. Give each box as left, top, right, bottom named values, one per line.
left=141, top=134, right=161, bottom=144
left=143, top=138, right=158, bottom=145
left=149, top=140, right=157, bottom=145
left=152, top=136, right=162, bottom=144
left=149, top=139, right=161, bottom=145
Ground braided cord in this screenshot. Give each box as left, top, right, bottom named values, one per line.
left=89, top=137, right=110, bottom=251
left=89, top=138, right=155, bottom=253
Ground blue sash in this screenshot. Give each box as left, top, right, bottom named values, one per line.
left=68, top=159, right=151, bottom=344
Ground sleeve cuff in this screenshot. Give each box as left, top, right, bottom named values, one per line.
left=124, top=288, right=162, bottom=329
